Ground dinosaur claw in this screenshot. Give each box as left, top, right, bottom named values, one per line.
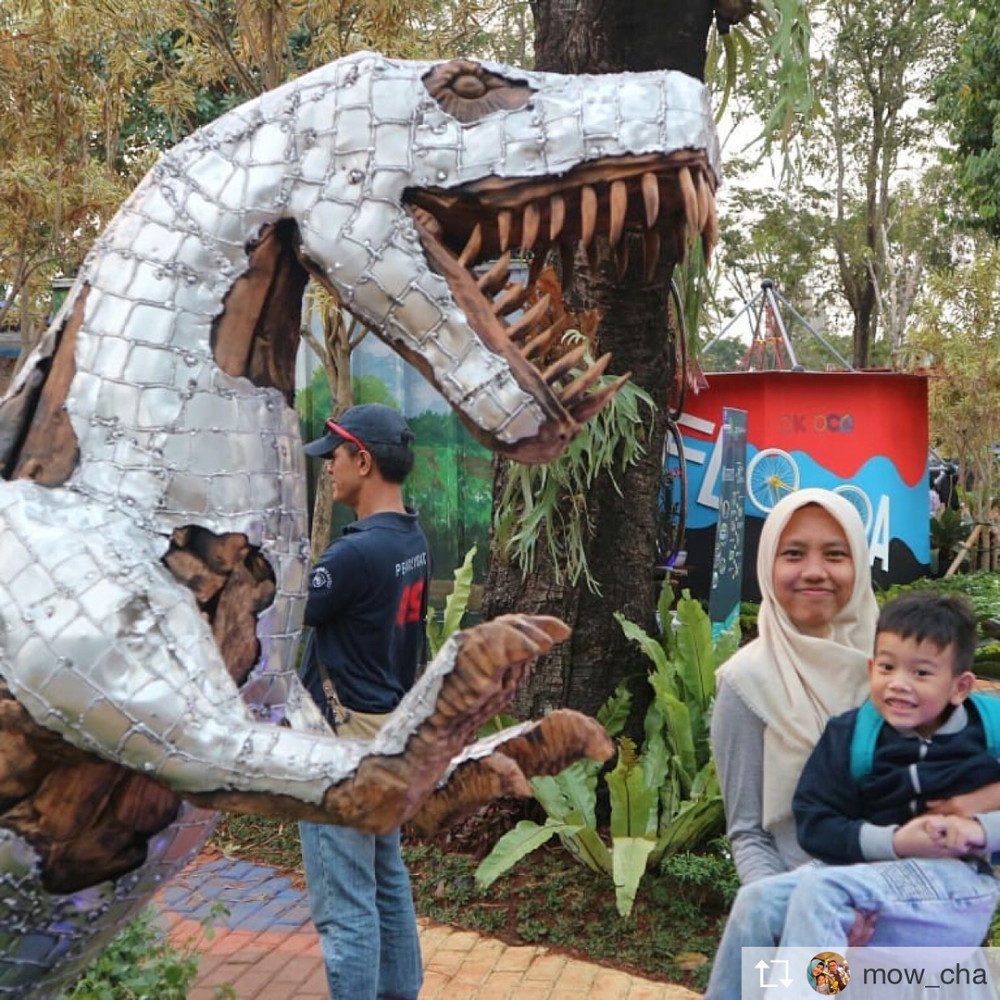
left=319, top=614, right=572, bottom=832
left=408, top=709, right=613, bottom=835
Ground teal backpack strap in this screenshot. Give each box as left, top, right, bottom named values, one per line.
left=968, top=692, right=1000, bottom=759
left=849, top=699, right=884, bottom=784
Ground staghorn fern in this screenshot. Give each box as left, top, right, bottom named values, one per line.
left=493, top=338, right=654, bottom=593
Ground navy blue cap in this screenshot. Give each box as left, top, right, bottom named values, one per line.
left=304, top=403, right=413, bottom=458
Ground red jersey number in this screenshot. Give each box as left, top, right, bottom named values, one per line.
left=396, top=579, right=425, bottom=626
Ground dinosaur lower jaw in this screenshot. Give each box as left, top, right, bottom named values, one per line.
left=404, top=149, right=717, bottom=429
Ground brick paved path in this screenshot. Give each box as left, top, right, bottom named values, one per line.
left=156, top=855, right=701, bottom=1000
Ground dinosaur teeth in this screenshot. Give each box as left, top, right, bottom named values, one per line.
left=569, top=372, right=631, bottom=423
left=542, top=343, right=588, bottom=384
left=694, top=170, right=710, bottom=231
left=558, top=352, right=611, bottom=407
left=521, top=202, right=541, bottom=253
left=477, top=251, right=512, bottom=295
left=508, top=294, right=551, bottom=341
left=521, top=314, right=571, bottom=359
left=412, top=206, right=443, bottom=238
left=493, top=282, right=528, bottom=317
left=459, top=223, right=483, bottom=268
left=549, top=194, right=566, bottom=241
left=497, top=209, right=512, bottom=252
left=678, top=167, right=699, bottom=246
left=642, top=171, right=660, bottom=228
left=609, top=180, right=627, bottom=246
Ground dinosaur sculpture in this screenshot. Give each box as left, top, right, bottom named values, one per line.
left=0, top=52, right=720, bottom=996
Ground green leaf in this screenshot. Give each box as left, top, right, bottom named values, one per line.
left=425, top=606, right=442, bottom=658
left=656, top=577, right=674, bottom=645
left=614, top=611, right=670, bottom=675
left=651, top=794, right=725, bottom=863
left=713, top=618, right=741, bottom=670
left=596, top=680, right=632, bottom=737
left=690, top=759, right=721, bottom=799
left=640, top=699, right=670, bottom=790
left=558, top=825, right=613, bottom=874
left=531, top=760, right=601, bottom=828
left=650, top=682, right=696, bottom=782
left=477, top=712, right=520, bottom=737
left=440, top=544, right=476, bottom=640
left=607, top=738, right=658, bottom=839
left=673, top=592, right=716, bottom=710
left=474, top=819, right=567, bottom=889
left=611, top=836, right=656, bottom=919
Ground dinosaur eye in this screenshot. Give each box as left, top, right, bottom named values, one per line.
left=423, top=58, right=534, bottom=124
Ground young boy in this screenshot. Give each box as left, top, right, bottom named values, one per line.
left=704, top=592, right=1000, bottom=999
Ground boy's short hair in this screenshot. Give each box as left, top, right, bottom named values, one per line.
left=875, top=591, right=977, bottom=674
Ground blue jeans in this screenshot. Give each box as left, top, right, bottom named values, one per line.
left=705, top=859, right=1000, bottom=1000
left=299, top=821, right=423, bottom=1000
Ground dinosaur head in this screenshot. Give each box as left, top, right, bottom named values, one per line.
left=0, top=52, right=721, bottom=488
left=293, top=53, right=720, bottom=464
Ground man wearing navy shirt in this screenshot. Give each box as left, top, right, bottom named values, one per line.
left=299, top=403, right=429, bottom=1000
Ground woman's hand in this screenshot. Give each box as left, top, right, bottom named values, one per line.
left=893, top=814, right=985, bottom=857
left=941, top=815, right=986, bottom=854
left=927, top=782, right=1000, bottom=817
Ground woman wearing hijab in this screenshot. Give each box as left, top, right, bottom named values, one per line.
left=712, top=488, right=878, bottom=885
left=704, top=489, right=877, bottom=1000
left=706, top=489, right=998, bottom=1000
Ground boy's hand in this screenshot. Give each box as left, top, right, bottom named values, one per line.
left=892, top=815, right=950, bottom=857
left=847, top=910, right=877, bottom=947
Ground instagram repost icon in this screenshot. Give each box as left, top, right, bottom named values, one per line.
left=808, top=952, right=850, bottom=994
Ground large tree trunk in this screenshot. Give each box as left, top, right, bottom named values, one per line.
left=484, top=1, right=716, bottom=720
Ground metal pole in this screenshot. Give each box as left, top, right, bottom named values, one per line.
left=701, top=287, right=763, bottom=354
left=763, top=283, right=800, bottom=368
left=771, top=289, right=854, bottom=370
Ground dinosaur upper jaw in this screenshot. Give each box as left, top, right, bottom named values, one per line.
left=402, top=149, right=717, bottom=462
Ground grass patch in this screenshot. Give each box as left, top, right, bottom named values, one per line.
left=209, top=814, right=733, bottom=991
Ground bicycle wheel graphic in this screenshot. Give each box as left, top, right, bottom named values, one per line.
left=747, top=448, right=800, bottom=513
left=833, top=484, right=873, bottom=534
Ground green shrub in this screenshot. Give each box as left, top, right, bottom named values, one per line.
left=57, top=906, right=230, bottom=1000
left=659, top=838, right=740, bottom=909
left=475, top=588, right=738, bottom=919
left=877, top=572, right=1000, bottom=677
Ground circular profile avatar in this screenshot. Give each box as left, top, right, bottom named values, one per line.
left=809, top=952, right=849, bottom=994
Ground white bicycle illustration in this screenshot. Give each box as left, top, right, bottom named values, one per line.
left=745, top=447, right=873, bottom=532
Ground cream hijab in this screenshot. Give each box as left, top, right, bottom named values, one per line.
left=716, top=488, right=878, bottom=830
